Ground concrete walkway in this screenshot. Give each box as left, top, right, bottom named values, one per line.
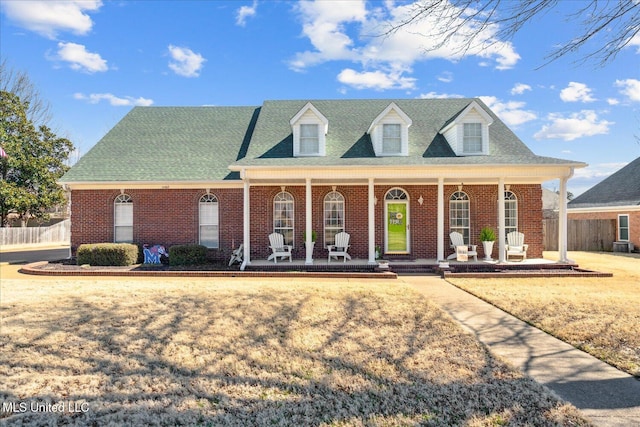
left=400, top=275, right=640, bottom=427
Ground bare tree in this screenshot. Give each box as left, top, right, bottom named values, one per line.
left=0, top=58, right=52, bottom=125
left=383, top=0, right=640, bottom=67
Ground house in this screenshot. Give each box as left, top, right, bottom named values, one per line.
left=59, top=98, right=586, bottom=268
left=568, top=156, right=640, bottom=251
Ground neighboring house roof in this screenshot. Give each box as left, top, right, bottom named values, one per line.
left=569, top=156, right=640, bottom=209
left=60, top=98, right=583, bottom=184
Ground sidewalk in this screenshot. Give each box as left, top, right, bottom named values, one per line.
left=400, top=275, right=640, bottom=427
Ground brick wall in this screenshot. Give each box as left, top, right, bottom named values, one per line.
left=71, top=183, right=544, bottom=261
left=569, top=210, right=639, bottom=249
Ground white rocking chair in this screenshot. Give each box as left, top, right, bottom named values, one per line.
left=228, top=244, right=244, bottom=266
left=448, top=231, right=478, bottom=261
left=268, top=233, right=292, bottom=263
left=327, top=232, right=351, bottom=263
left=505, top=231, right=528, bottom=261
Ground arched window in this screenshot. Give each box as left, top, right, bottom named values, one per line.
left=114, top=194, right=133, bottom=243
left=450, top=191, right=470, bottom=244
left=385, top=188, right=408, bottom=200
left=324, top=191, right=345, bottom=247
left=274, top=191, right=294, bottom=246
left=504, top=191, right=518, bottom=236
left=199, top=194, right=219, bottom=248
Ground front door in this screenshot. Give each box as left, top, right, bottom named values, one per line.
left=385, top=188, right=410, bottom=254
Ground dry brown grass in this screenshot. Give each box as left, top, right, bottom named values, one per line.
left=447, top=251, right=640, bottom=377
left=0, top=276, right=589, bottom=426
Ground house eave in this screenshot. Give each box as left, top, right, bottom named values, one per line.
left=568, top=204, right=640, bottom=213
left=59, top=180, right=243, bottom=191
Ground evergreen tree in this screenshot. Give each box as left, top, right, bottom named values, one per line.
left=1, top=90, right=74, bottom=226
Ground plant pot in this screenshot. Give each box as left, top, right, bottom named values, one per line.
left=482, top=241, right=494, bottom=261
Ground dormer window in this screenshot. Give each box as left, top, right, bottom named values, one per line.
left=382, top=124, right=402, bottom=154
left=463, top=123, right=483, bottom=153
left=300, top=124, right=319, bottom=154
left=440, top=100, right=493, bottom=156
left=368, top=102, right=412, bottom=157
left=290, top=102, right=328, bottom=157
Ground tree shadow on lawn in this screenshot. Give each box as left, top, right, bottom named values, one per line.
left=1, top=285, right=590, bottom=426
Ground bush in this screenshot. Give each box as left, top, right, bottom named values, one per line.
left=169, top=244, right=207, bottom=266
left=77, top=243, right=139, bottom=266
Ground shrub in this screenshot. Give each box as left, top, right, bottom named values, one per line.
left=77, top=243, right=139, bottom=266
left=169, top=244, right=207, bottom=266
left=479, top=227, right=496, bottom=242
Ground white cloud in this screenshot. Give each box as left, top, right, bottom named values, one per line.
left=419, top=92, right=464, bottom=99
left=510, top=83, right=532, bottom=95
left=534, top=110, right=613, bottom=141
left=479, top=96, right=537, bottom=127
left=168, top=45, right=206, bottom=77
left=337, top=68, right=416, bottom=90
left=615, top=78, right=640, bottom=102
left=2, top=0, right=101, bottom=39
left=236, top=1, right=258, bottom=27
left=289, top=0, right=520, bottom=90
left=437, top=71, right=453, bottom=83
left=74, top=93, right=153, bottom=107
left=54, top=42, right=107, bottom=73
left=560, top=82, right=596, bottom=103
left=628, top=32, right=640, bottom=53
left=607, top=98, right=620, bottom=105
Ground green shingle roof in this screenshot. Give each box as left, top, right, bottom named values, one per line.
left=569, top=156, right=640, bottom=208
left=60, top=106, right=259, bottom=182
left=60, top=99, right=582, bottom=184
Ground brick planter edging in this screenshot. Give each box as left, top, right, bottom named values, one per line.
left=20, top=261, right=398, bottom=279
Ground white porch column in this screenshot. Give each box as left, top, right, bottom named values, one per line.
left=558, top=174, right=571, bottom=263
left=437, top=177, right=445, bottom=261
left=498, top=178, right=506, bottom=263
left=368, top=177, right=376, bottom=264
left=240, top=178, right=251, bottom=270
left=305, top=178, right=313, bottom=265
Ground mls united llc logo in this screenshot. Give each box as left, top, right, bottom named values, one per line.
left=2, top=400, right=89, bottom=414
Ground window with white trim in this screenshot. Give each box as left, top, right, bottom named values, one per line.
left=274, top=191, right=294, bottom=246
left=618, top=214, right=629, bottom=241
left=450, top=191, right=470, bottom=244
left=114, top=194, right=133, bottom=243
left=199, top=194, right=219, bottom=248
left=504, top=191, right=518, bottom=235
left=324, top=191, right=345, bottom=247
left=300, top=124, right=320, bottom=155
left=382, top=123, right=402, bottom=154
left=463, top=123, right=483, bottom=153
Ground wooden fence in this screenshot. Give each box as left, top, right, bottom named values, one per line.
left=0, top=219, right=70, bottom=247
left=543, top=218, right=616, bottom=251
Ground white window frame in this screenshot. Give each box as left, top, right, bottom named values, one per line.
left=274, top=191, right=295, bottom=246
left=450, top=191, right=470, bottom=244
left=114, top=194, right=133, bottom=243
left=504, top=191, right=518, bottom=236
left=382, top=123, right=402, bottom=155
left=324, top=191, right=345, bottom=247
left=368, top=102, right=412, bottom=157
left=618, top=214, right=630, bottom=241
left=299, top=123, right=320, bottom=155
left=463, top=122, right=483, bottom=154
left=199, top=194, right=219, bottom=248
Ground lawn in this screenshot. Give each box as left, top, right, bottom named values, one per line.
left=0, top=275, right=589, bottom=426
left=447, top=251, right=640, bottom=377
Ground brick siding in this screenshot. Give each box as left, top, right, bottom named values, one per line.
left=70, top=184, right=544, bottom=260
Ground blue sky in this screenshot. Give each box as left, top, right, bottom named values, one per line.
left=1, top=0, right=639, bottom=196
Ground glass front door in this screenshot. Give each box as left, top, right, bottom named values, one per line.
left=386, top=201, right=409, bottom=253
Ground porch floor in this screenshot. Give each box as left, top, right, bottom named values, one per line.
left=246, top=256, right=610, bottom=278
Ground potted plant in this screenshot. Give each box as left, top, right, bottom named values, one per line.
left=375, top=245, right=381, bottom=260
left=303, top=230, right=317, bottom=244
left=479, top=226, right=496, bottom=261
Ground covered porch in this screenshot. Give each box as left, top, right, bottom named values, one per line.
left=235, top=163, right=577, bottom=271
